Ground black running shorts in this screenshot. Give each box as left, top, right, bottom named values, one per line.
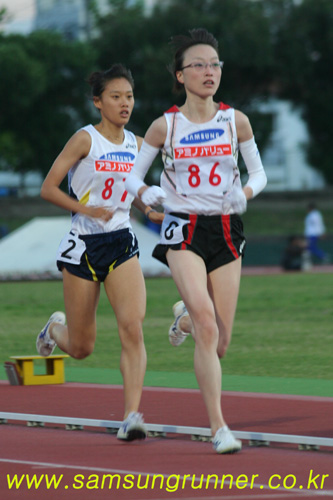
left=57, top=228, right=139, bottom=282
left=153, top=213, right=246, bottom=273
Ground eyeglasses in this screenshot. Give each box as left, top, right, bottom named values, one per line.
left=180, top=61, right=224, bottom=72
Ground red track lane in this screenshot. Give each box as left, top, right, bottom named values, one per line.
left=0, top=382, right=332, bottom=500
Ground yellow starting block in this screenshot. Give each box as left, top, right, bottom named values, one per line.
left=9, top=355, right=69, bottom=386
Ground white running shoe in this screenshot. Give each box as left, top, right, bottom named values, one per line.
left=212, top=425, right=242, bottom=454
left=168, top=300, right=190, bottom=347
left=117, top=412, right=147, bottom=441
left=36, top=311, right=66, bottom=357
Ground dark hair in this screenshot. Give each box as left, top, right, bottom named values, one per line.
left=87, top=63, right=135, bottom=98
left=169, top=28, right=219, bottom=92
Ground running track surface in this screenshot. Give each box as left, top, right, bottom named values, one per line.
left=0, top=382, right=332, bottom=500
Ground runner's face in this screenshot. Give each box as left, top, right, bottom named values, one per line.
left=176, top=44, right=221, bottom=98
left=94, top=78, right=134, bottom=126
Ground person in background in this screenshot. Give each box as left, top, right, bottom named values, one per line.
left=36, top=64, right=163, bottom=442
left=304, top=203, right=328, bottom=264
left=125, top=28, right=267, bottom=454
left=281, top=235, right=308, bottom=271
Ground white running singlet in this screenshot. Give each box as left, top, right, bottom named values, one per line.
left=161, top=103, right=242, bottom=215
left=68, top=125, right=138, bottom=234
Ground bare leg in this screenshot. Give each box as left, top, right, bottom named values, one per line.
left=177, top=259, right=241, bottom=358
left=208, top=258, right=242, bottom=359
left=167, top=250, right=224, bottom=436
left=104, top=256, right=147, bottom=419
left=50, top=268, right=100, bottom=359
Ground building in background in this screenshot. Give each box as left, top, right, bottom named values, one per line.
left=0, top=0, right=36, bottom=35
left=34, top=0, right=110, bottom=40
left=258, top=99, right=325, bottom=192
left=34, top=0, right=157, bottom=40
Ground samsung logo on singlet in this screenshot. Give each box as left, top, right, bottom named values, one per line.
left=180, top=129, right=224, bottom=145
left=100, top=152, right=135, bottom=162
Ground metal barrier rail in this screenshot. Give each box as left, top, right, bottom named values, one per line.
left=1, top=412, right=332, bottom=449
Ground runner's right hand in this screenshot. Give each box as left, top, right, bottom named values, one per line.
left=141, top=186, right=166, bottom=207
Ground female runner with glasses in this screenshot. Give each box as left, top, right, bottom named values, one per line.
left=125, top=29, right=267, bottom=453
left=36, top=64, right=163, bottom=442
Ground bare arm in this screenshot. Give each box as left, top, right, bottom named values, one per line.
left=131, top=134, right=164, bottom=223
left=137, top=116, right=167, bottom=198
left=41, top=130, right=113, bottom=221
left=143, top=116, right=167, bottom=148
left=132, top=197, right=164, bottom=224
left=235, top=110, right=254, bottom=143
left=125, top=116, right=167, bottom=203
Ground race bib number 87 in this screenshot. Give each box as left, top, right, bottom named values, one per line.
left=89, top=158, right=134, bottom=209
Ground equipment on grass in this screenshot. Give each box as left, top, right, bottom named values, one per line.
left=4, top=362, right=22, bottom=385
left=5, top=355, right=69, bottom=385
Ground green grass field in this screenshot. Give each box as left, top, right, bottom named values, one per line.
left=1, top=273, right=332, bottom=396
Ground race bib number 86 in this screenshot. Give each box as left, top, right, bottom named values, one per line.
left=175, top=161, right=231, bottom=196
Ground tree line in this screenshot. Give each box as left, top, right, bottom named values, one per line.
left=0, top=0, right=332, bottom=184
